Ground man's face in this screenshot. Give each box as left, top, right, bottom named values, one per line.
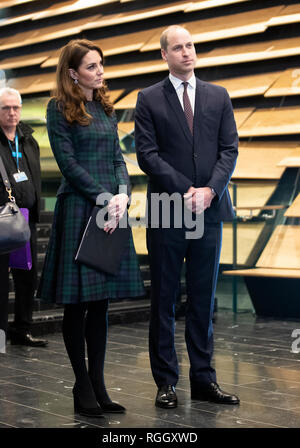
left=161, top=28, right=196, bottom=79
left=0, top=92, right=22, bottom=130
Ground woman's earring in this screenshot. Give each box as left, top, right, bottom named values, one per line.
left=73, top=78, right=78, bottom=85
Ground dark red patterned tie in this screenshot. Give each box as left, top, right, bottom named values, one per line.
left=182, top=81, right=193, bottom=135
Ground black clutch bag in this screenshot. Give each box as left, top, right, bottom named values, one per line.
left=75, top=206, right=130, bottom=275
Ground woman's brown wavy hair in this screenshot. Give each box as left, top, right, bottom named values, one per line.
left=53, top=39, right=114, bottom=125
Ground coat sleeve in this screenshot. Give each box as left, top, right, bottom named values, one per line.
left=46, top=99, right=109, bottom=203
left=113, top=116, right=131, bottom=198
left=135, top=91, right=192, bottom=195
left=206, top=88, right=238, bottom=200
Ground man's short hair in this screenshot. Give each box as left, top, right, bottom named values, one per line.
left=160, top=25, right=188, bottom=51
left=0, top=87, right=22, bottom=104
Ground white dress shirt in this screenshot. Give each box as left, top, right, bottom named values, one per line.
left=169, top=73, right=196, bottom=114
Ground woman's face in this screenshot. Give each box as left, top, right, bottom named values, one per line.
left=70, top=49, right=104, bottom=100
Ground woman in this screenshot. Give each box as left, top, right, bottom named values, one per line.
left=37, top=39, right=144, bottom=418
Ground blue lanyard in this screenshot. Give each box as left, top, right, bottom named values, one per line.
left=8, top=134, right=20, bottom=172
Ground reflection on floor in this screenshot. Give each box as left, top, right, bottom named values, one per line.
left=1, top=311, right=300, bottom=428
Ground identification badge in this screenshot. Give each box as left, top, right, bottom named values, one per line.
left=13, top=171, right=28, bottom=182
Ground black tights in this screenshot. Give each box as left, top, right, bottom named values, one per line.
left=62, top=300, right=110, bottom=407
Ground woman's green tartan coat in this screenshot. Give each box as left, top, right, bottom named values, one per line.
left=37, top=99, right=144, bottom=304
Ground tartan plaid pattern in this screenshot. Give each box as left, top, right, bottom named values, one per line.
left=37, top=100, right=144, bottom=304
left=46, top=98, right=131, bottom=201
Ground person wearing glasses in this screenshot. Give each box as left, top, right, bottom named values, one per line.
left=0, top=87, right=47, bottom=348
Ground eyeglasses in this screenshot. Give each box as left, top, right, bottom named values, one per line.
left=1, top=106, right=22, bottom=112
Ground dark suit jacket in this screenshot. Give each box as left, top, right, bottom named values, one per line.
left=0, top=122, right=41, bottom=223
left=134, top=76, right=238, bottom=223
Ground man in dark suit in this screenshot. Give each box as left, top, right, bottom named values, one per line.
left=135, top=26, right=239, bottom=408
left=0, top=87, right=47, bottom=348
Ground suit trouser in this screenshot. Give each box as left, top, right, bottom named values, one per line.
left=147, top=222, right=222, bottom=387
left=0, top=221, right=37, bottom=334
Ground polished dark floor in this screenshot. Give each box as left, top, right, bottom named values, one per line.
left=1, top=311, right=300, bottom=428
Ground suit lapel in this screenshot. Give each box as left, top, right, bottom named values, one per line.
left=194, top=78, right=207, bottom=146
left=163, top=78, right=193, bottom=145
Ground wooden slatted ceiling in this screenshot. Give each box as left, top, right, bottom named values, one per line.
left=268, top=3, right=300, bottom=26
left=264, top=68, right=300, bottom=97
left=0, top=0, right=252, bottom=28
left=0, top=12, right=34, bottom=27
left=0, top=1, right=116, bottom=27
left=7, top=73, right=56, bottom=95
left=131, top=227, right=147, bottom=255
left=32, top=0, right=118, bottom=20
left=185, top=0, right=250, bottom=12
left=123, top=154, right=144, bottom=177
left=40, top=159, right=60, bottom=178
left=6, top=75, right=44, bottom=94
left=108, top=89, right=124, bottom=103
left=141, top=6, right=283, bottom=52
left=21, top=97, right=48, bottom=123
left=0, top=1, right=190, bottom=29
left=0, top=16, right=97, bottom=51
left=0, top=5, right=288, bottom=54
left=223, top=268, right=300, bottom=278
left=1, top=70, right=285, bottom=99
left=233, top=142, right=300, bottom=180
left=0, top=0, right=34, bottom=7
left=220, top=223, right=264, bottom=265
left=238, top=106, right=300, bottom=136
left=285, top=194, right=300, bottom=218
left=0, top=52, right=50, bottom=70
left=256, top=225, right=300, bottom=269
left=41, top=30, right=156, bottom=68
left=118, top=121, right=134, bottom=135
left=39, top=50, right=61, bottom=69
left=277, top=155, right=300, bottom=168
left=114, top=90, right=140, bottom=109
left=3, top=36, right=300, bottom=77
left=0, top=0, right=237, bottom=28
left=63, top=36, right=300, bottom=78
left=196, top=36, right=300, bottom=68
left=129, top=184, right=147, bottom=219
left=233, top=108, right=254, bottom=129
left=4, top=71, right=286, bottom=101
left=211, top=72, right=281, bottom=98
left=228, top=181, right=277, bottom=217
left=104, top=59, right=167, bottom=80
left=83, top=2, right=192, bottom=30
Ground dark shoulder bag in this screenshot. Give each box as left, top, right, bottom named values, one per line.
left=0, top=155, right=31, bottom=255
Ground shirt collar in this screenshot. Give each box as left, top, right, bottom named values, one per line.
left=169, top=73, right=196, bottom=90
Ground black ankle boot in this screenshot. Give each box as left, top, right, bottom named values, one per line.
left=97, top=398, right=126, bottom=414
left=93, top=390, right=126, bottom=414
left=73, top=387, right=104, bottom=418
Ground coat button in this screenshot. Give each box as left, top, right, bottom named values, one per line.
left=193, top=154, right=198, bottom=158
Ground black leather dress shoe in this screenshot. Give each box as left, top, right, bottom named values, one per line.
left=191, top=382, right=240, bottom=405
left=10, top=332, right=48, bottom=347
left=155, top=385, right=177, bottom=409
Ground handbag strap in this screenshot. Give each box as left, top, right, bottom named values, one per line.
left=0, top=155, right=15, bottom=202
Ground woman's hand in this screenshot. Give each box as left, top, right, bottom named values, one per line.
left=104, top=193, right=129, bottom=234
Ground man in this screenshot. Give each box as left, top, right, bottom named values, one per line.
left=0, top=87, right=47, bottom=347
left=135, top=26, right=239, bottom=408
